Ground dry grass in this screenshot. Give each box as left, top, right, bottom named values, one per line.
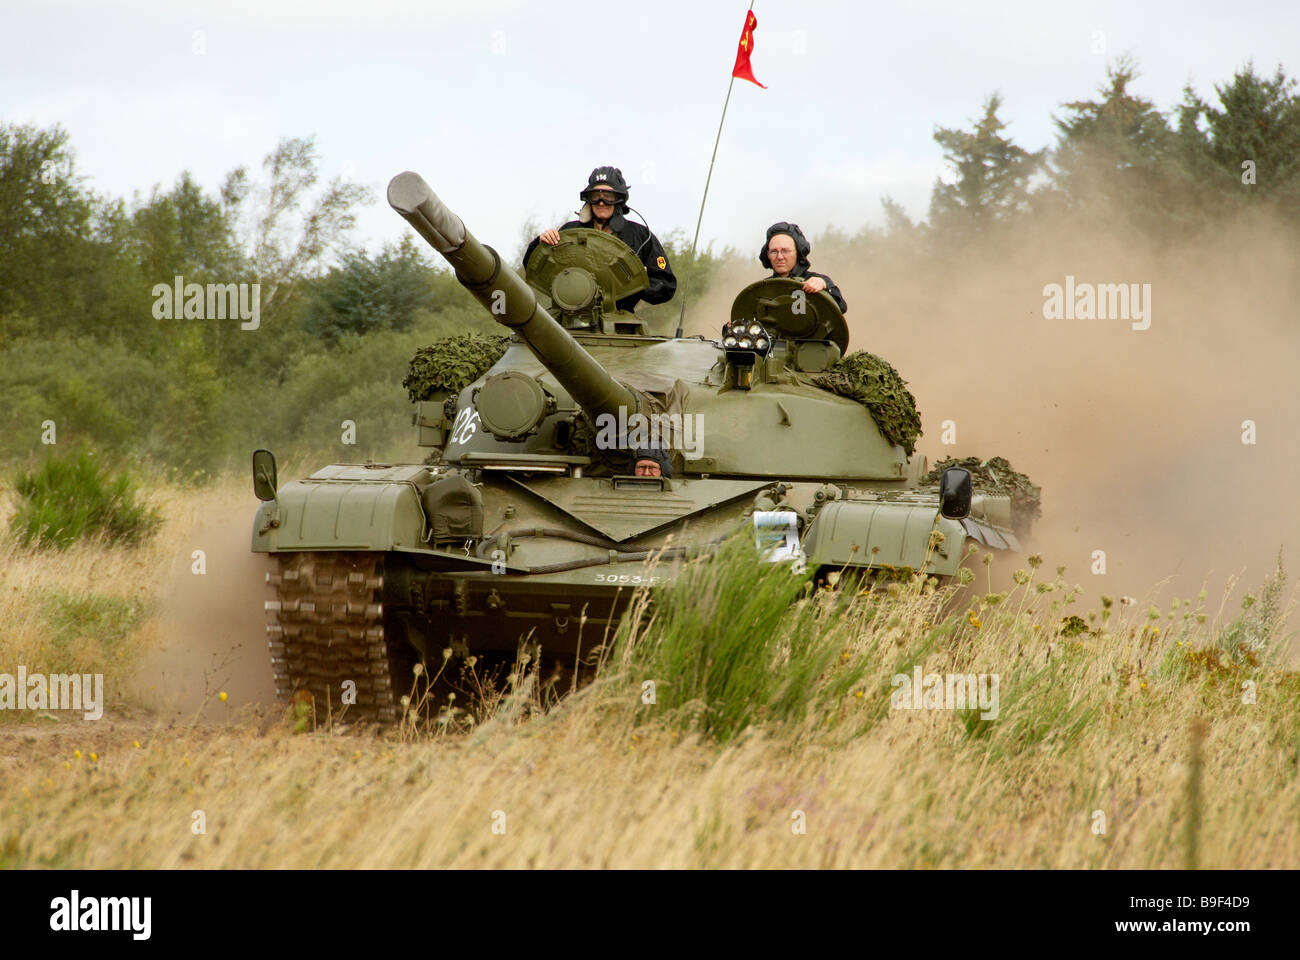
left=1, top=475, right=1298, bottom=868
left=0, top=478, right=191, bottom=726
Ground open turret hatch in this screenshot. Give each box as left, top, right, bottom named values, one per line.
left=524, top=228, right=650, bottom=334
left=729, top=278, right=850, bottom=355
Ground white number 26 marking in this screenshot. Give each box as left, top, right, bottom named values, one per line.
left=451, top=408, right=479, bottom=446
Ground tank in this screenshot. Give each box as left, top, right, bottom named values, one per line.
left=249, top=171, right=1033, bottom=721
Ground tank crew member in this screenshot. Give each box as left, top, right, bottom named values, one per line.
left=631, top=445, right=673, bottom=478
left=525, top=166, right=677, bottom=312
left=760, top=222, right=847, bottom=314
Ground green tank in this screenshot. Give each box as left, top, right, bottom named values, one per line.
left=249, top=171, right=1034, bottom=721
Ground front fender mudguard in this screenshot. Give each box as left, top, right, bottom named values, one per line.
left=251, top=478, right=426, bottom=553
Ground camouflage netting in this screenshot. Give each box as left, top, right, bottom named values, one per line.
left=404, top=334, right=512, bottom=402
left=920, top=456, right=1042, bottom=533
left=808, top=352, right=923, bottom=455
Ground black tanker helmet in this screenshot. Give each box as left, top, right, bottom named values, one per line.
left=583, top=166, right=630, bottom=214
left=759, top=221, right=811, bottom=270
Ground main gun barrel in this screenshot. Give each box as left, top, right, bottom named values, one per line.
left=387, top=172, right=638, bottom=425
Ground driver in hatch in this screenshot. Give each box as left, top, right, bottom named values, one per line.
left=631, top=446, right=673, bottom=478
left=524, top=166, right=677, bottom=312
left=760, top=221, right=847, bottom=313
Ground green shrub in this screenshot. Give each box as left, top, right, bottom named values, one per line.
left=9, top=452, right=161, bottom=549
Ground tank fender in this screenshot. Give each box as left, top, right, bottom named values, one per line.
left=252, top=476, right=429, bottom=552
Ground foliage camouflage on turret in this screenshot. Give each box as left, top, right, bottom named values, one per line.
left=808, top=352, right=923, bottom=455
left=920, top=456, right=1042, bottom=532
left=403, top=334, right=511, bottom=402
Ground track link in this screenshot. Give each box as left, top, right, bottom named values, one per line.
left=265, top=552, right=401, bottom=723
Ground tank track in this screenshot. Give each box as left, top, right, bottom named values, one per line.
left=264, top=552, right=402, bottom=723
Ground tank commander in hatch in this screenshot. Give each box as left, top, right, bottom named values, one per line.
left=524, top=165, right=677, bottom=312
left=760, top=221, right=847, bottom=314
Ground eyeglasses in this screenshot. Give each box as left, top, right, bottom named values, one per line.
left=768, top=248, right=795, bottom=258
left=584, top=191, right=620, bottom=205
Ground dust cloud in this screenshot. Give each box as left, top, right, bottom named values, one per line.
left=130, top=503, right=277, bottom=718
left=693, top=209, right=1300, bottom=612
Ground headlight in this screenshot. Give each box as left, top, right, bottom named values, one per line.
left=721, top=319, right=771, bottom=356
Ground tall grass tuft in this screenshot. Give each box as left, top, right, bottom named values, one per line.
left=611, top=536, right=876, bottom=743
left=8, top=451, right=161, bottom=549
left=1217, top=548, right=1293, bottom=667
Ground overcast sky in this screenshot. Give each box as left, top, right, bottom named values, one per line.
left=5, top=0, right=1297, bottom=257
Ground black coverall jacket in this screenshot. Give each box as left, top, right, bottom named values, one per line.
left=524, top=212, right=677, bottom=312
left=770, top=262, right=848, bottom=314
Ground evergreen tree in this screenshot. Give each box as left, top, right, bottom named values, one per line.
left=927, top=94, right=1046, bottom=242
left=303, top=236, right=435, bottom=342
left=1178, top=62, right=1300, bottom=216
left=879, top=196, right=923, bottom=256
left=1047, top=58, right=1181, bottom=218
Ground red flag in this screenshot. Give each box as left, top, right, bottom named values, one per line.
left=731, top=10, right=766, bottom=88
